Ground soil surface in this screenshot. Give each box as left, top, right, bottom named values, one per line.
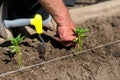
left=0, top=1, right=120, bottom=80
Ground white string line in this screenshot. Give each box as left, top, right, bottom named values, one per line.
left=0, top=40, right=120, bottom=77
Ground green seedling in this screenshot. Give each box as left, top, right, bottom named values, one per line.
left=74, top=27, right=89, bottom=51
left=9, top=34, right=24, bottom=67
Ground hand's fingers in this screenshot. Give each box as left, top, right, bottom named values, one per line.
left=53, top=36, right=62, bottom=41
left=62, top=41, right=73, bottom=47
left=54, top=36, right=75, bottom=47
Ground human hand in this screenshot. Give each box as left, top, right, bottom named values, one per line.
left=54, top=22, right=76, bottom=47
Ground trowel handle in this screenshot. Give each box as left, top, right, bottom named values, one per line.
left=4, top=19, right=30, bottom=28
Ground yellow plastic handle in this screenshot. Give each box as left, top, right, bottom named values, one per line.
left=30, top=14, right=42, bottom=34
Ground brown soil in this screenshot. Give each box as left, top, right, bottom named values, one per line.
left=0, top=1, right=120, bottom=80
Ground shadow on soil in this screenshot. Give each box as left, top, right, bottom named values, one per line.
left=2, top=51, right=16, bottom=64
left=33, top=33, right=74, bottom=50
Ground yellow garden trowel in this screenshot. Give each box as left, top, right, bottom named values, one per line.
left=4, top=14, right=46, bottom=59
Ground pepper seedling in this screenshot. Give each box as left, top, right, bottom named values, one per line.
left=74, top=27, right=89, bottom=51
left=9, top=34, right=24, bottom=67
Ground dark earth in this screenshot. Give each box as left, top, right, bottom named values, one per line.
left=0, top=0, right=120, bottom=80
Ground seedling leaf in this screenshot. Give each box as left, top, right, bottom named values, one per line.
left=8, top=33, right=25, bottom=67
left=74, top=27, right=89, bottom=51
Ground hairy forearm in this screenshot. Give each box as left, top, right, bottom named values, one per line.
left=38, top=0, right=72, bottom=26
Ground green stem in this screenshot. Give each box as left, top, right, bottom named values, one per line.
left=17, top=46, right=22, bottom=67
left=78, top=39, right=82, bottom=51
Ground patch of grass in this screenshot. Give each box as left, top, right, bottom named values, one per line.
left=9, top=34, right=24, bottom=67
left=74, top=27, right=89, bottom=51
